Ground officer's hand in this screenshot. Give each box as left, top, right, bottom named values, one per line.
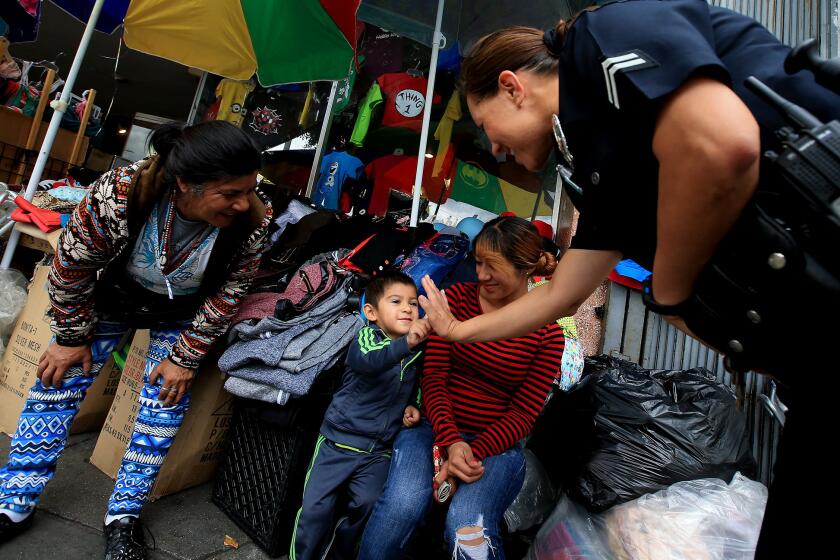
left=38, top=343, right=92, bottom=388
left=419, top=276, right=461, bottom=341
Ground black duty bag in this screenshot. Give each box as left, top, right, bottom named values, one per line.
left=528, top=355, right=756, bottom=512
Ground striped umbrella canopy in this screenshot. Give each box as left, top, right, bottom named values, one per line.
left=7, top=0, right=360, bottom=85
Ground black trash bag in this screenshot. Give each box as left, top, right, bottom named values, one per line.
left=528, top=355, right=756, bottom=512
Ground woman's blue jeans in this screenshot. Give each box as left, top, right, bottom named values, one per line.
left=357, top=421, right=525, bottom=560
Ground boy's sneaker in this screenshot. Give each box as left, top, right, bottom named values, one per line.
left=103, top=516, right=147, bottom=560
left=0, top=510, right=35, bottom=543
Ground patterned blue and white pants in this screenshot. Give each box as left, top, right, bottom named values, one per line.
left=0, top=322, right=189, bottom=520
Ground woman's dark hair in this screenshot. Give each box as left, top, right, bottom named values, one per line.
left=460, top=8, right=595, bottom=102
left=148, top=121, right=262, bottom=189
left=474, top=216, right=557, bottom=276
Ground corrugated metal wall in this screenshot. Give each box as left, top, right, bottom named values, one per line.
left=710, top=0, right=839, bottom=57
left=602, top=284, right=782, bottom=486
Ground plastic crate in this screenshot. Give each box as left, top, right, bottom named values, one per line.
left=212, top=368, right=339, bottom=557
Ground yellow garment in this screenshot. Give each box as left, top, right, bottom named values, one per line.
left=124, top=0, right=257, bottom=80
left=214, top=79, right=255, bottom=127
left=499, top=178, right=552, bottom=217
left=432, top=90, right=462, bottom=177
left=529, top=279, right=578, bottom=338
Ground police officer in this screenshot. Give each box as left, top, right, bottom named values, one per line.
left=418, top=0, right=839, bottom=556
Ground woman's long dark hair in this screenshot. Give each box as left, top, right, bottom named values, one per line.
left=475, top=216, right=557, bottom=276
left=148, top=121, right=262, bottom=186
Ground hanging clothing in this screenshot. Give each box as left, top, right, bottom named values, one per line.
left=377, top=72, right=442, bottom=131
left=314, top=151, right=364, bottom=211
left=333, top=55, right=362, bottom=114
left=363, top=150, right=455, bottom=217
left=360, top=30, right=403, bottom=79
left=214, top=79, right=255, bottom=128
left=350, top=83, right=383, bottom=147
left=432, top=90, right=462, bottom=177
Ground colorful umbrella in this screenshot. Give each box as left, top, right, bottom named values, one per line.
left=123, top=0, right=360, bottom=85
left=15, top=0, right=360, bottom=85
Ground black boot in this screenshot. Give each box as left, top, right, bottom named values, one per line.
left=0, top=510, right=35, bottom=543
left=103, top=517, right=147, bottom=560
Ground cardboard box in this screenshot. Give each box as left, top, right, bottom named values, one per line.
left=14, top=223, right=63, bottom=255
left=90, top=330, right=234, bottom=500
left=0, top=264, right=128, bottom=436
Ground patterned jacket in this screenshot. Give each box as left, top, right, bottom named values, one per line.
left=48, top=157, right=273, bottom=369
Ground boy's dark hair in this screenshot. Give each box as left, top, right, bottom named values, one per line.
left=364, top=271, right=418, bottom=307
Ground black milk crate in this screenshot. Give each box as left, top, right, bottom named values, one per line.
left=212, top=368, right=339, bottom=557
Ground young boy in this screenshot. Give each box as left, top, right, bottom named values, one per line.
left=290, top=271, right=431, bottom=560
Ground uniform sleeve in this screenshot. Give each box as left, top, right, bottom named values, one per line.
left=48, top=169, right=125, bottom=346
left=345, top=326, right=412, bottom=374
left=570, top=0, right=730, bottom=113
left=469, top=326, right=565, bottom=460
left=168, top=200, right=273, bottom=370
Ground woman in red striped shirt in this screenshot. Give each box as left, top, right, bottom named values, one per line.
left=357, top=217, right=565, bottom=560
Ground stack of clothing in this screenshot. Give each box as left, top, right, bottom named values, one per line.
left=220, top=274, right=361, bottom=405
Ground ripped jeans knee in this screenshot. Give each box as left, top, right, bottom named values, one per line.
left=452, top=525, right=497, bottom=560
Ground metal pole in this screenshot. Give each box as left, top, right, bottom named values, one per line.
left=550, top=168, right=563, bottom=234
left=305, top=80, right=339, bottom=199
left=186, top=71, right=209, bottom=125
left=1, top=0, right=107, bottom=269
left=409, top=0, right=446, bottom=227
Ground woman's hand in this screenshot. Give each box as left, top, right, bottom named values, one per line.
left=446, top=441, right=484, bottom=483
left=38, top=344, right=92, bottom=388
left=149, top=358, right=195, bottom=406
left=403, top=405, right=421, bottom=428
left=419, top=276, right=461, bottom=341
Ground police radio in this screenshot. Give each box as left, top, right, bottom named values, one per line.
left=652, top=40, right=840, bottom=377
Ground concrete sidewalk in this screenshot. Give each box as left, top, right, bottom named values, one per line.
left=0, top=433, right=280, bottom=560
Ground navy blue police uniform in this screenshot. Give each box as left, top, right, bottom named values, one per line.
left=548, top=0, right=840, bottom=556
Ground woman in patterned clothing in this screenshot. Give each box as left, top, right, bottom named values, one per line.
left=0, top=121, right=272, bottom=560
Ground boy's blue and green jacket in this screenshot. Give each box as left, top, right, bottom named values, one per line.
left=320, top=325, right=422, bottom=453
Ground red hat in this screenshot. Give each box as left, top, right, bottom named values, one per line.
left=532, top=219, right=553, bottom=240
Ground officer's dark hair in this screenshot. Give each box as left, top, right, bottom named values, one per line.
left=474, top=216, right=557, bottom=276
left=364, top=271, right=418, bottom=308
left=461, top=8, right=596, bottom=102
left=149, top=121, right=262, bottom=192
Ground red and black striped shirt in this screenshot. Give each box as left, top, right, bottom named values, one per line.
left=420, top=282, right=565, bottom=460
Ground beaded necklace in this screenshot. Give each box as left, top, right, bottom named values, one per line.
left=159, top=188, right=210, bottom=298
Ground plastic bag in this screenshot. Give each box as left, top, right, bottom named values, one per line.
left=504, top=449, right=556, bottom=533
left=0, top=268, right=28, bottom=356
left=604, top=473, right=767, bottom=560
left=528, top=355, right=755, bottom=512
left=527, top=494, right=613, bottom=560
left=529, top=474, right=767, bottom=560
